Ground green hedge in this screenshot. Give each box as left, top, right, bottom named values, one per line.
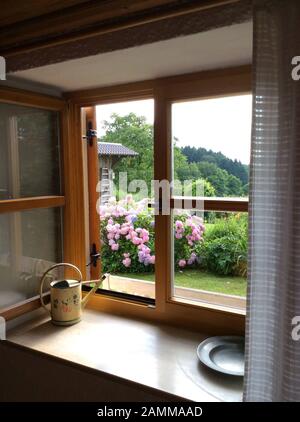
left=198, top=213, right=248, bottom=276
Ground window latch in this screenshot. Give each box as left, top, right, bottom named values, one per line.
left=87, top=243, right=100, bottom=267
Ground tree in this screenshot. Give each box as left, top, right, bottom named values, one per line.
left=174, top=148, right=203, bottom=182
left=186, top=178, right=216, bottom=197
left=101, top=113, right=154, bottom=195
left=197, top=161, right=244, bottom=197
left=181, top=145, right=249, bottom=186
left=173, top=145, right=191, bottom=181
left=227, top=174, right=244, bottom=197
left=197, top=162, right=229, bottom=196
left=101, top=113, right=247, bottom=199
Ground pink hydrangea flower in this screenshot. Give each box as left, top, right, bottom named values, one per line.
left=111, top=243, right=119, bottom=251
left=120, top=226, right=129, bottom=235
left=132, top=237, right=141, bottom=245
left=106, top=224, right=114, bottom=232
left=143, top=246, right=151, bottom=254
left=122, top=257, right=131, bottom=267
left=178, top=259, right=186, bottom=268
left=175, top=220, right=184, bottom=229
left=149, top=255, right=155, bottom=265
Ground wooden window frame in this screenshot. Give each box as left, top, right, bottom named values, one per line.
left=0, top=66, right=250, bottom=334
left=68, top=65, right=251, bottom=335
left=0, top=86, right=86, bottom=321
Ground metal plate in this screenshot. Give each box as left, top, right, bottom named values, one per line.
left=197, top=336, right=245, bottom=376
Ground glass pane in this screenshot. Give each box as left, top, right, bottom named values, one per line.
left=0, top=207, right=63, bottom=309
left=96, top=100, right=155, bottom=299
left=0, top=103, right=61, bottom=199
left=172, top=210, right=247, bottom=309
left=172, top=95, right=251, bottom=198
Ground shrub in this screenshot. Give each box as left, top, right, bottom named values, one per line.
left=100, top=196, right=155, bottom=274
left=100, top=196, right=205, bottom=273
left=197, top=214, right=248, bottom=276
left=173, top=211, right=205, bottom=269
left=204, top=213, right=247, bottom=239
left=100, top=198, right=247, bottom=278
left=200, top=235, right=239, bottom=275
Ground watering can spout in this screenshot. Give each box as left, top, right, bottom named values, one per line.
left=81, top=274, right=107, bottom=308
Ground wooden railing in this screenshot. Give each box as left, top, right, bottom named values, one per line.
left=148, top=196, right=248, bottom=213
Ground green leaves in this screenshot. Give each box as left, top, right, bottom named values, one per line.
left=101, top=113, right=154, bottom=195
left=200, top=214, right=248, bottom=276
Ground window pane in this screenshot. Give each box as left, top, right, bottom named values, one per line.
left=96, top=100, right=155, bottom=299
left=0, top=103, right=61, bottom=199
left=172, top=210, right=247, bottom=309
left=0, top=207, right=63, bottom=309
left=172, top=95, right=251, bottom=198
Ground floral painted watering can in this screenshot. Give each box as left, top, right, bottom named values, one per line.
left=39, top=263, right=105, bottom=326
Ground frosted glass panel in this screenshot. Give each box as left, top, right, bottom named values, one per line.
left=0, top=207, right=63, bottom=309
left=0, top=103, right=61, bottom=199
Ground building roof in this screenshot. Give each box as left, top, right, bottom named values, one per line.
left=97, top=142, right=138, bottom=157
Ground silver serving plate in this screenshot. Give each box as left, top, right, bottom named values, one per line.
left=197, top=336, right=245, bottom=376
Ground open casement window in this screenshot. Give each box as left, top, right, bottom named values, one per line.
left=80, top=66, right=250, bottom=334
left=83, top=101, right=156, bottom=304
left=0, top=88, right=86, bottom=320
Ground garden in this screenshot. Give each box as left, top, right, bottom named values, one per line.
left=100, top=195, right=248, bottom=297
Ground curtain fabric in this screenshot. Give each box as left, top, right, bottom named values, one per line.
left=244, top=0, right=300, bottom=402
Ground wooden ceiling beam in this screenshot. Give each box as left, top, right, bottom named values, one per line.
left=1, top=0, right=240, bottom=56
left=0, top=0, right=89, bottom=27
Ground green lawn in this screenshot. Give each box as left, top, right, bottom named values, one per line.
left=115, top=269, right=247, bottom=297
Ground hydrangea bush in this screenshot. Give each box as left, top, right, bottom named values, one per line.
left=173, top=212, right=205, bottom=268
left=100, top=195, right=205, bottom=274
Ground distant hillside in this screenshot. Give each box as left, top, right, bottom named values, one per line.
left=181, top=146, right=249, bottom=186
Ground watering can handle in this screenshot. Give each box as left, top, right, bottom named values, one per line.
left=39, top=263, right=82, bottom=313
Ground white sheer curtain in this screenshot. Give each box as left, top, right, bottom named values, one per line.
left=244, top=0, right=300, bottom=402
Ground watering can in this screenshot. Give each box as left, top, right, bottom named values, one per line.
left=39, top=262, right=105, bottom=326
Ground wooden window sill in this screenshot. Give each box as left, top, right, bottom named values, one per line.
left=6, top=308, right=243, bottom=402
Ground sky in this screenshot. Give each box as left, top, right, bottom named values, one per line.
left=97, top=94, right=252, bottom=164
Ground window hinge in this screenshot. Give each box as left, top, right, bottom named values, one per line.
left=84, top=121, right=97, bottom=146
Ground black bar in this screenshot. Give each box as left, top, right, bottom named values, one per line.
left=0, top=402, right=298, bottom=418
